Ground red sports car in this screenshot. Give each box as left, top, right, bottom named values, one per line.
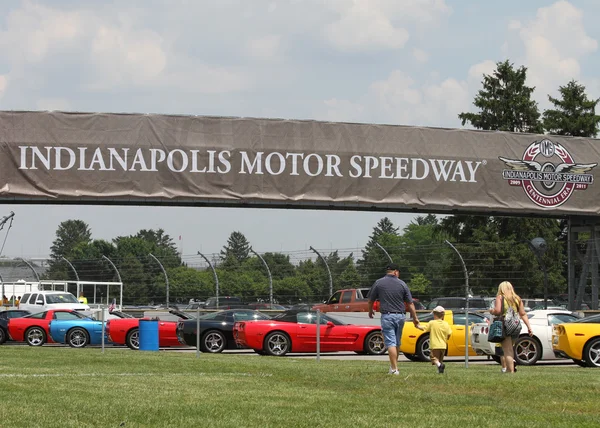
left=233, top=309, right=386, bottom=356
left=8, top=309, right=91, bottom=346
left=106, top=309, right=192, bottom=350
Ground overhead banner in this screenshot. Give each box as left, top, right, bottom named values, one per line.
left=0, top=111, right=598, bottom=216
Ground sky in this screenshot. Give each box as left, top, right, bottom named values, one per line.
left=0, top=0, right=599, bottom=260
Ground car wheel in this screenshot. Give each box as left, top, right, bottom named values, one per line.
left=264, top=331, right=290, bottom=356
left=25, top=326, right=46, bottom=346
left=0, top=327, right=6, bottom=344
left=403, top=353, right=421, bottom=362
left=572, top=358, right=587, bottom=367
left=415, top=334, right=431, bottom=362
left=513, top=336, right=542, bottom=366
left=201, top=330, right=226, bottom=353
left=253, top=349, right=266, bottom=355
left=583, top=337, right=600, bottom=368
left=491, top=355, right=501, bottom=364
left=126, top=328, right=140, bottom=350
left=67, top=328, right=90, bottom=348
left=365, top=331, right=386, bottom=355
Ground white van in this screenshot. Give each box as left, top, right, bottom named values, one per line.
left=18, top=290, right=90, bottom=313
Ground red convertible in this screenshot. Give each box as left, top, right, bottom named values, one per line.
left=8, top=309, right=91, bottom=346
left=106, top=309, right=192, bottom=350
left=233, top=309, right=386, bottom=356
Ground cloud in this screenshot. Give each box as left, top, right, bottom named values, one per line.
left=89, top=26, right=167, bottom=87
left=0, top=1, right=86, bottom=64
left=468, top=60, right=497, bottom=83
left=515, top=1, right=597, bottom=100
left=246, top=35, right=282, bottom=60
left=324, top=0, right=450, bottom=52
left=412, top=48, right=429, bottom=63
left=320, top=69, right=470, bottom=128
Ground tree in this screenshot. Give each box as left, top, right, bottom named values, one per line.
left=543, top=80, right=600, bottom=137
left=220, top=231, right=251, bottom=266
left=44, top=220, right=93, bottom=280
left=459, top=60, right=543, bottom=133
left=357, top=217, right=402, bottom=285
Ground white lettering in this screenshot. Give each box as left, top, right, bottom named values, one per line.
left=379, top=157, right=394, bottom=178
left=167, top=149, right=188, bottom=173
left=303, top=153, right=323, bottom=177
left=240, top=151, right=263, bottom=174
left=54, top=147, right=76, bottom=170
left=429, top=159, right=455, bottom=181
left=150, top=149, right=166, bottom=171
left=411, top=158, right=429, bottom=180
left=466, top=161, right=481, bottom=182
left=217, top=150, right=231, bottom=173
left=108, top=148, right=129, bottom=171
left=130, top=148, right=149, bottom=171
left=285, top=153, right=304, bottom=176
left=325, top=155, right=343, bottom=177
left=265, top=152, right=285, bottom=175
left=363, top=156, right=379, bottom=178
left=349, top=155, right=362, bottom=178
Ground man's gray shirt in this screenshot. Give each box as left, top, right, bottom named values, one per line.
left=368, top=274, right=413, bottom=313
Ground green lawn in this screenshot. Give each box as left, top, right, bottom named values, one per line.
left=0, top=347, right=598, bottom=428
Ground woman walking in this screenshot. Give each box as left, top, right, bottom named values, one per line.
left=490, top=281, right=533, bottom=373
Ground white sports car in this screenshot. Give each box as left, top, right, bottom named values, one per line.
left=470, top=309, right=580, bottom=366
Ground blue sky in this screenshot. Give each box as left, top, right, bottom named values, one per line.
left=0, top=0, right=598, bottom=260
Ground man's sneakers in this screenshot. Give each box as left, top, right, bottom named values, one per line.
left=438, top=363, right=445, bottom=374
left=388, top=367, right=400, bottom=375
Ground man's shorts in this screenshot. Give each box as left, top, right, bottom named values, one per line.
left=380, top=313, right=406, bottom=348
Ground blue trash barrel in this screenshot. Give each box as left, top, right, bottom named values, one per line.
left=138, top=319, right=159, bottom=351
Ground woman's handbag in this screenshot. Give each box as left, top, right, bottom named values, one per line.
left=487, top=319, right=505, bottom=343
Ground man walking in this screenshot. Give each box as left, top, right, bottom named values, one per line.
left=368, top=263, right=420, bottom=375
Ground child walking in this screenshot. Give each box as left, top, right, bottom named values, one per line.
left=417, top=306, right=452, bottom=373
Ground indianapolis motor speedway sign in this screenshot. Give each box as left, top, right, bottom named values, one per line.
left=0, top=111, right=598, bottom=216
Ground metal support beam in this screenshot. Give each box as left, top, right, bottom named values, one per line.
left=310, top=246, right=332, bottom=297
left=250, top=248, right=273, bottom=304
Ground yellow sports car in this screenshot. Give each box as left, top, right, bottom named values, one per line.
left=552, top=314, right=600, bottom=367
left=401, top=310, right=487, bottom=362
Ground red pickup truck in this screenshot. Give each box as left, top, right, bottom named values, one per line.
left=312, top=288, right=424, bottom=313
left=312, top=288, right=376, bottom=313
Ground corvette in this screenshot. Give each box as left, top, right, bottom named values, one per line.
left=106, top=309, right=192, bottom=350
left=233, top=309, right=385, bottom=356
left=48, top=316, right=108, bottom=348
left=7, top=309, right=91, bottom=346
left=553, top=313, right=600, bottom=367
left=177, top=309, right=271, bottom=353
left=471, top=309, right=579, bottom=365
left=0, top=310, right=30, bottom=344
left=400, top=310, right=487, bottom=362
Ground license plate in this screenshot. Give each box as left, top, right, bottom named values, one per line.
left=474, top=334, right=479, bottom=343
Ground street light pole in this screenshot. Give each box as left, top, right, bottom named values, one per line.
left=527, top=238, right=548, bottom=310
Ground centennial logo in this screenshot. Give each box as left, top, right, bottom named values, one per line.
left=499, top=139, right=597, bottom=208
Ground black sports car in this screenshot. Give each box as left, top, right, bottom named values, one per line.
left=176, top=309, right=270, bottom=353
left=0, top=309, right=31, bottom=344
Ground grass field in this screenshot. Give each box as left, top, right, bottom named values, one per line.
left=0, top=347, right=598, bottom=428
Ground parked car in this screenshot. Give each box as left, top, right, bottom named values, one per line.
left=48, top=316, right=108, bottom=348
left=203, top=296, right=248, bottom=309
left=400, top=310, right=487, bottom=362
left=106, top=309, right=192, bottom=350
left=246, top=303, right=288, bottom=311
left=7, top=309, right=92, bottom=346
left=553, top=313, right=600, bottom=367
left=0, top=309, right=31, bottom=344
left=177, top=309, right=271, bottom=353
left=233, top=309, right=386, bottom=356
left=18, top=291, right=90, bottom=313
left=471, top=309, right=580, bottom=365
left=425, top=297, right=488, bottom=311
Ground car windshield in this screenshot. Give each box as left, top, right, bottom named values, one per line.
left=568, top=314, right=600, bottom=324
left=45, top=293, right=79, bottom=304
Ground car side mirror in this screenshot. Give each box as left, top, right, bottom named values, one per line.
left=326, top=321, right=334, bottom=327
